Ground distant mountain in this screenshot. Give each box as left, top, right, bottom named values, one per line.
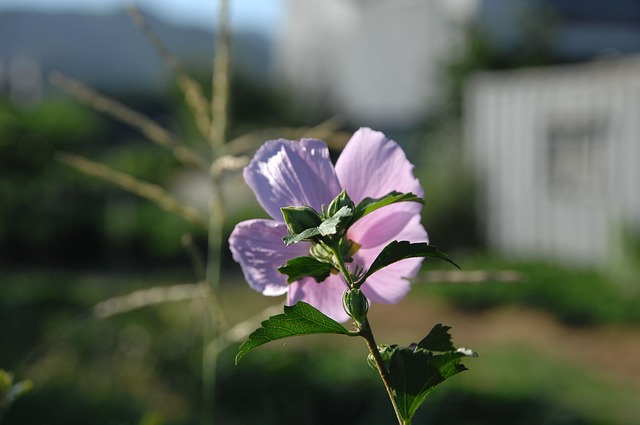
left=0, top=9, right=272, bottom=93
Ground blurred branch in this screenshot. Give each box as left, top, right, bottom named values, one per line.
left=56, top=152, right=207, bottom=228
left=125, top=4, right=212, bottom=141
left=417, top=270, right=524, bottom=284
left=93, top=283, right=207, bottom=319
left=181, top=233, right=207, bottom=282
left=49, top=71, right=207, bottom=169
left=209, top=0, right=231, bottom=150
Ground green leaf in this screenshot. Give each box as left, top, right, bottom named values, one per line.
left=317, top=205, right=352, bottom=236
left=235, top=302, right=355, bottom=364
left=385, top=324, right=475, bottom=422
left=353, top=191, right=423, bottom=222
left=418, top=323, right=455, bottom=352
left=281, top=206, right=322, bottom=235
left=282, top=206, right=353, bottom=245
left=277, top=256, right=335, bottom=284
left=356, top=241, right=459, bottom=286
left=389, top=348, right=468, bottom=422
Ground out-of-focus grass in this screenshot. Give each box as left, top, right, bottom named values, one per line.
left=416, top=255, right=640, bottom=326
left=3, top=263, right=640, bottom=424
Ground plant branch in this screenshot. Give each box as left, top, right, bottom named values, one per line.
left=56, top=152, right=207, bottom=228
left=49, top=71, right=207, bottom=169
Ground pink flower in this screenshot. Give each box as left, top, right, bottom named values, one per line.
left=229, top=128, right=428, bottom=322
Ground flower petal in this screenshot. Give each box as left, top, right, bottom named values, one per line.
left=347, top=206, right=418, bottom=249
left=244, top=138, right=342, bottom=220
left=229, top=219, right=309, bottom=296
left=287, top=275, right=350, bottom=323
left=335, top=127, right=424, bottom=204
left=359, top=260, right=418, bottom=304
left=355, top=214, right=428, bottom=304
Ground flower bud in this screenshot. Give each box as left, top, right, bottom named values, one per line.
left=342, top=288, right=369, bottom=326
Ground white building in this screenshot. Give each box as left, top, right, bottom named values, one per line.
left=275, top=0, right=476, bottom=127
left=465, top=56, right=640, bottom=266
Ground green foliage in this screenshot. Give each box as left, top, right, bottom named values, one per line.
left=277, top=256, right=335, bottom=284
left=357, top=241, right=458, bottom=286
left=0, top=369, right=32, bottom=421
left=371, top=324, right=475, bottom=424
left=236, top=302, right=356, bottom=364
left=352, top=191, right=423, bottom=223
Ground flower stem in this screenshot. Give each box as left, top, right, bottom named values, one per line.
left=359, top=320, right=407, bottom=425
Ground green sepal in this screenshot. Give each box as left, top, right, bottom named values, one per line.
left=326, top=190, right=355, bottom=218
left=352, top=191, right=423, bottom=223
left=356, top=241, right=459, bottom=286
left=277, top=256, right=335, bottom=284
left=235, top=302, right=356, bottom=364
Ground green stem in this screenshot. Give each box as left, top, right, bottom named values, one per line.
left=330, top=242, right=405, bottom=424
left=359, top=320, right=407, bottom=425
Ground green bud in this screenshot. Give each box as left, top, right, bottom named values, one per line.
left=367, top=344, right=398, bottom=370
left=281, top=206, right=322, bottom=235
left=342, top=288, right=369, bottom=326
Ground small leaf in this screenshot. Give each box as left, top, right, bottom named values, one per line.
left=277, top=256, right=335, bottom=284
left=353, top=191, right=423, bottom=222
left=356, top=241, right=459, bottom=286
left=235, top=302, right=355, bottom=364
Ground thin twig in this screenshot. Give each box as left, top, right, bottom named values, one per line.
left=49, top=71, right=207, bottom=169
left=56, top=152, right=207, bottom=228
left=125, top=4, right=212, bottom=140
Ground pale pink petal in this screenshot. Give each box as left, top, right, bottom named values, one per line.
left=244, top=138, right=342, bottom=220
left=229, top=219, right=309, bottom=296
left=347, top=206, right=418, bottom=249
left=354, top=214, right=428, bottom=303
left=360, top=260, right=418, bottom=303
left=287, top=275, right=350, bottom=323
left=335, top=127, right=424, bottom=204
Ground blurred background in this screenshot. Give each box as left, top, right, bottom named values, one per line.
left=1, top=0, right=640, bottom=424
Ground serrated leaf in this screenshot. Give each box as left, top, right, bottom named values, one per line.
left=277, top=256, right=335, bottom=283
left=356, top=241, right=459, bottom=286
left=389, top=348, right=468, bottom=422
left=353, top=191, right=423, bottom=222
left=418, top=323, right=455, bottom=352
left=235, top=302, right=355, bottom=364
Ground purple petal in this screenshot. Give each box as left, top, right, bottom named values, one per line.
left=244, top=138, right=342, bottom=220
left=229, top=219, right=309, bottom=296
left=287, top=275, right=350, bottom=322
left=335, top=128, right=424, bottom=204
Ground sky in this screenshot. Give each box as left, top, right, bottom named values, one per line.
left=0, top=0, right=283, bottom=34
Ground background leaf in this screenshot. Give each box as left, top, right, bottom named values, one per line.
left=235, top=302, right=355, bottom=363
